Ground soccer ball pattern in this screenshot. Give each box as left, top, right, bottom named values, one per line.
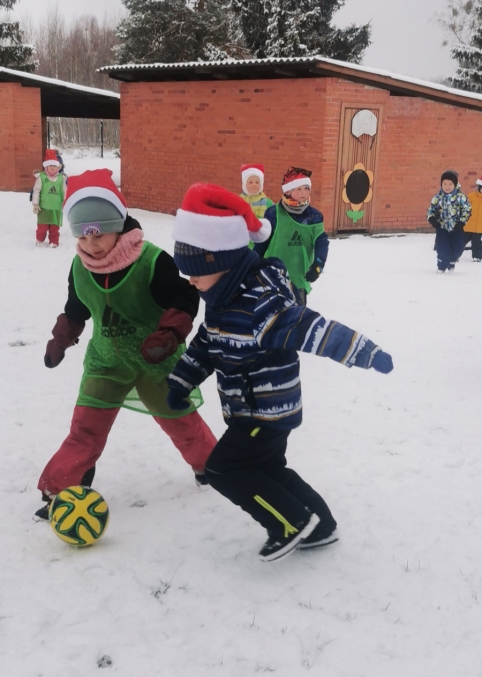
left=49, top=486, right=109, bottom=546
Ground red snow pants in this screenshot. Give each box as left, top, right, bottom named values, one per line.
left=36, top=224, right=60, bottom=246
left=38, top=405, right=217, bottom=497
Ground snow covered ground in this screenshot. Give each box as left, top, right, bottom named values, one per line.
left=1, top=156, right=481, bottom=676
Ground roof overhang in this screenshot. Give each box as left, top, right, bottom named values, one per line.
left=0, top=67, right=120, bottom=119
left=98, top=56, right=482, bottom=112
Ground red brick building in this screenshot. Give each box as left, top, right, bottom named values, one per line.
left=0, top=67, right=119, bottom=192
left=101, top=57, right=482, bottom=235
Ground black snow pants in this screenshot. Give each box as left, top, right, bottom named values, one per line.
left=204, top=420, right=336, bottom=539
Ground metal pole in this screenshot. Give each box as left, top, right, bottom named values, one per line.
left=100, top=120, right=104, bottom=158
left=47, top=119, right=50, bottom=149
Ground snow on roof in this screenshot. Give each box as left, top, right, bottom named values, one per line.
left=99, top=55, right=482, bottom=105
left=0, top=66, right=120, bottom=99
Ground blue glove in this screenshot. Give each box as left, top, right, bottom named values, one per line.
left=371, top=350, right=393, bottom=374
left=305, top=258, right=324, bottom=283
left=167, top=388, right=191, bottom=411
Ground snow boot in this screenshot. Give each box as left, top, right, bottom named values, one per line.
left=258, top=513, right=320, bottom=563
left=33, top=502, right=51, bottom=522
left=194, top=470, right=209, bottom=487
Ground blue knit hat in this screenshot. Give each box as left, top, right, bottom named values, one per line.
left=172, top=183, right=271, bottom=276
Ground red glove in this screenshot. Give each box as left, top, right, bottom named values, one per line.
left=44, top=314, right=85, bottom=368
left=141, top=308, right=193, bottom=365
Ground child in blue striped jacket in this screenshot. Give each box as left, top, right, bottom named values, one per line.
left=167, top=183, right=393, bottom=563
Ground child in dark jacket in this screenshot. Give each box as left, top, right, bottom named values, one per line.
left=254, top=166, right=328, bottom=305
left=427, top=169, right=471, bottom=273
left=167, top=184, right=393, bottom=563
left=35, top=169, right=217, bottom=520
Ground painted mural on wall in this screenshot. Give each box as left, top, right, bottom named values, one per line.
left=342, top=110, right=377, bottom=224
left=342, top=162, right=374, bottom=223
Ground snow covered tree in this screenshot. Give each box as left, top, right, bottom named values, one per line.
left=231, top=0, right=370, bottom=62
left=450, top=0, right=482, bottom=91
left=115, top=0, right=233, bottom=63
left=0, top=0, right=36, bottom=72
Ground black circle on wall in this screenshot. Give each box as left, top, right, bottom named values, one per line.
left=345, top=169, right=370, bottom=205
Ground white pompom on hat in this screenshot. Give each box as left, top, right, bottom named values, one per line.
left=476, top=175, right=482, bottom=186
left=241, top=163, right=265, bottom=193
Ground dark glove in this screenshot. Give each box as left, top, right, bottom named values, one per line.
left=428, top=217, right=441, bottom=229
left=141, top=308, right=193, bottom=365
left=371, top=350, right=393, bottom=374
left=44, top=314, right=85, bottom=368
left=167, top=388, right=191, bottom=411
left=455, top=221, right=465, bottom=231
left=305, top=258, right=324, bottom=283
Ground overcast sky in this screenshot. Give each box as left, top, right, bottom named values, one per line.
left=10, top=0, right=456, bottom=81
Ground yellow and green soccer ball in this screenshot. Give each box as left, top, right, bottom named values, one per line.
left=49, top=486, right=109, bottom=546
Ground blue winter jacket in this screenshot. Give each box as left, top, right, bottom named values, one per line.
left=167, top=257, right=382, bottom=431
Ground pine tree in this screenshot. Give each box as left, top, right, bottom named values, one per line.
left=115, top=0, right=233, bottom=63
left=0, top=0, right=36, bottom=72
left=450, top=0, right=482, bottom=92
left=231, top=0, right=370, bottom=62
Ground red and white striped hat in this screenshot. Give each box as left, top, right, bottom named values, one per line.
left=476, top=175, right=482, bottom=186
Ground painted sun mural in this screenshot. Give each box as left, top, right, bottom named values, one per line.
left=342, top=162, right=374, bottom=224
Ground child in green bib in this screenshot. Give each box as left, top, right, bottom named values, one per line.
left=253, top=167, right=328, bottom=305
left=35, top=169, right=216, bottom=521
left=32, top=149, right=67, bottom=248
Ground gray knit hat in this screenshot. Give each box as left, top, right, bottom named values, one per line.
left=63, top=169, right=127, bottom=237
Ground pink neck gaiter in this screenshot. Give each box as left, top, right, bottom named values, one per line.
left=76, top=228, right=145, bottom=274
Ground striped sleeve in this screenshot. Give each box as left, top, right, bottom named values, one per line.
left=167, top=323, right=214, bottom=393
left=255, top=302, right=380, bottom=369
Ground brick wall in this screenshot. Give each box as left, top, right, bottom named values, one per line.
left=0, top=83, right=42, bottom=192
left=120, top=78, right=482, bottom=234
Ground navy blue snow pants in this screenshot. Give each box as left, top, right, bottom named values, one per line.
left=435, top=227, right=464, bottom=271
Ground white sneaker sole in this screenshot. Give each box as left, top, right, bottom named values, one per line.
left=297, top=528, right=339, bottom=550
left=259, top=514, right=320, bottom=563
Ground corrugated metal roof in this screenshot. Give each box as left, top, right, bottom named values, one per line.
left=98, top=55, right=482, bottom=110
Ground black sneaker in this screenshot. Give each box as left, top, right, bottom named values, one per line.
left=259, top=513, right=320, bottom=563
left=33, top=502, right=51, bottom=522
left=298, top=525, right=339, bottom=550
left=194, top=471, right=209, bottom=487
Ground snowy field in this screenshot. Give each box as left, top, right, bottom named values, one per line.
left=1, top=155, right=481, bottom=676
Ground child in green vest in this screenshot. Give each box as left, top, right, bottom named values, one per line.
left=253, top=167, right=328, bottom=305
left=34, top=169, right=217, bottom=520
left=32, top=149, right=67, bottom=248
left=239, top=164, right=273, bottom=218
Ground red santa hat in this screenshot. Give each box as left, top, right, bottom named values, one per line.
left=172, top=183, right=271, bottom=276
left=63, top=169, right=128, bottom=236
left=43, top=148, right=61, bottom=168
left=241, top=163, right=265, bottom=193
left=282, top=166, right=312, bottom=193
left=476, top=176, right=482, bottom=186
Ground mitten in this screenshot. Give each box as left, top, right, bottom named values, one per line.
left=371, top=350, right=393, bottom=374
left=32, top=205, right=41, bottom=215
left=428, top=217, right=440, bottom=229
left=141, top=308, right=193, bottom=364
left=454, top=221, right=465, bottom=231
left=44, top=314, right=85, bottom=368
left=305, top=258, right=324, bottom=283
left=167, top=388, right=191, bottom=411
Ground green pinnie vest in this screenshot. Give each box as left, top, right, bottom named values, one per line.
left=264, top=205, right=324, bottom=293
left=37, top=172, right=65, bottom=226
left=72, top=241, right=202, bottom=417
